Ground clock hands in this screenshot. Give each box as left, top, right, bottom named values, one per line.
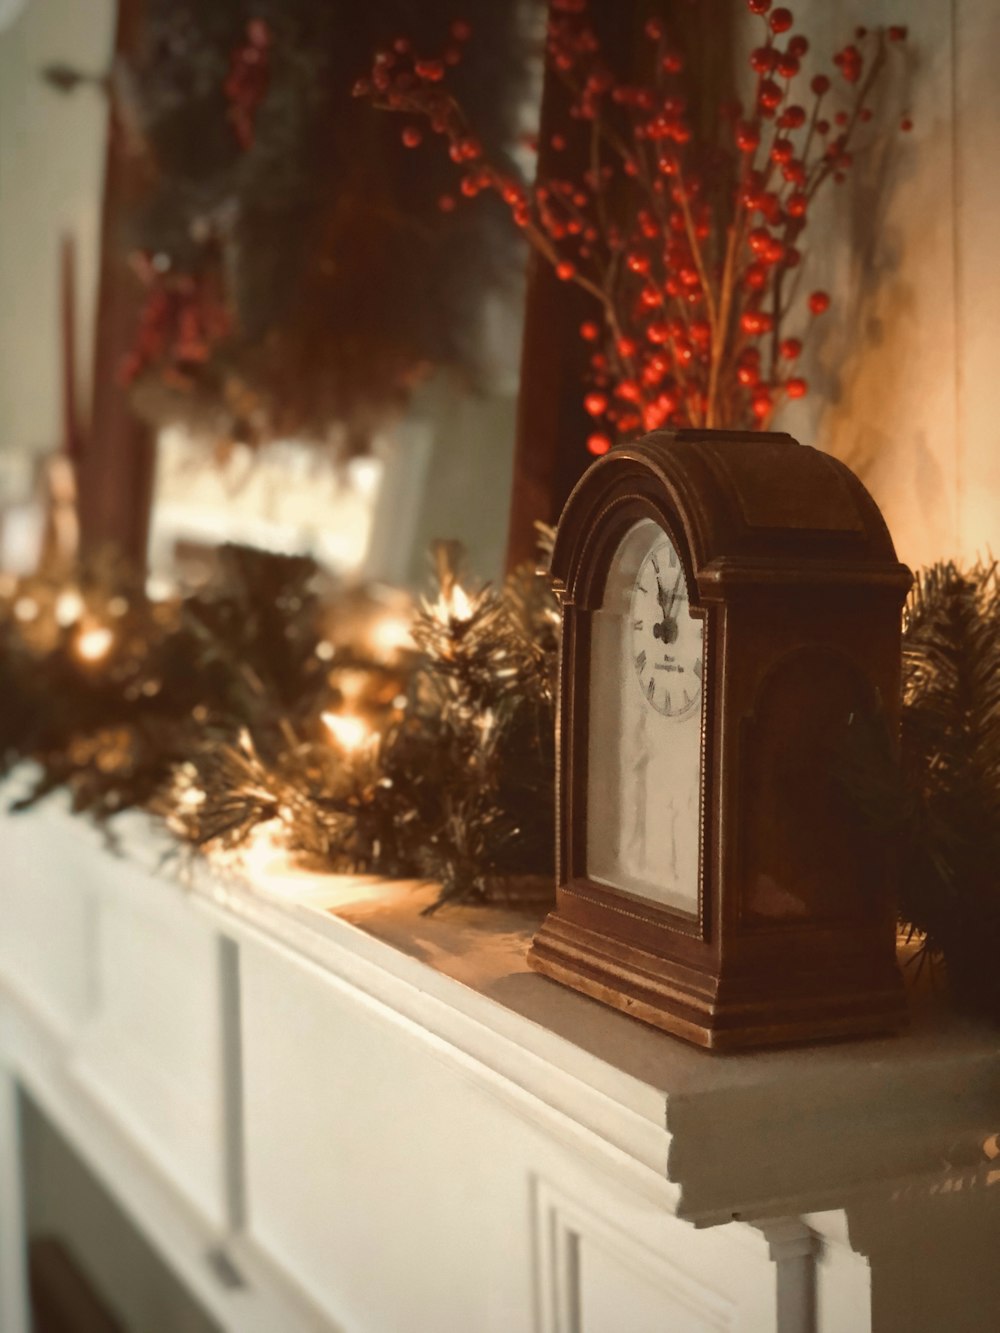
left=652, top=567, right=683, bottom=645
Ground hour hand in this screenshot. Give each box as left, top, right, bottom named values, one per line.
left=653, top=570, right=681, bottom=643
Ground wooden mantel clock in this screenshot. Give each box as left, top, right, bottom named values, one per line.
left=527, top=429, right=912, bottom=1051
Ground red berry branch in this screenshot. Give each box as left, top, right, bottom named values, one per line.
left=356, top=2, right=910, bottom=454
left=121, top=251, right=232, bottom=390
left=224, top=18, right=273, bottom=152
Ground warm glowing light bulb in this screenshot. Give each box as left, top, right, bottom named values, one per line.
left=321, top=711, right=369, bottom=752
left=55, top=589, right=85, bottom=627
left=448, top=583, right=472, bottom=620
left=76, top=625, right=114, bottom=663
left=369, top=613, right=413, bottom=660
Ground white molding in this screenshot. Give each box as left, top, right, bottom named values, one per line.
left=533, top=1175, right=737, bottom=1333
left=0, top=1063, right=29, bottom=1333
left=0, top=987, right=337, bottom=1333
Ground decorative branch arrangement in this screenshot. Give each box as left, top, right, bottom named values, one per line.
left=46, top=1, right=532, bottom=447
left=358, top=1, right=910, bottom=452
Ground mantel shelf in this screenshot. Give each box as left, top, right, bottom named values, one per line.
left=4, top=787, right=1000, bottom=1332
left=186, top=846, right=1000, bottom=1227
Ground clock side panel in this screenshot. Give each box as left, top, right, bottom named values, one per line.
left=711, top=586, right=905, bottom=979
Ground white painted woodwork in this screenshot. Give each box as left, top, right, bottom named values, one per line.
left=0, top=1065, right=29, bottom=1333
left=2, top=794, right=1000, bottom=1332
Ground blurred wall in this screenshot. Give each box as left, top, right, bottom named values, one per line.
left=0, top=0, right=113, bottom=476
left=769, top=0, right=1000, bottom=571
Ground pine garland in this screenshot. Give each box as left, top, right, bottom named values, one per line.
left=897, top=562, right=1000, bottom=1009
left=0, top=540, right=557, bottom=911
left=3, top=546, right=1000, bottom=1015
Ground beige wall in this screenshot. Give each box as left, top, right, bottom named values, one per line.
left=0, top=0, right=113, bottom=478
left=771, top=0, right=1000, bottom=571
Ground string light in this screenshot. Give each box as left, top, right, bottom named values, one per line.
left=75, top=625, right=114, bottom=663
left=368, top=612, right=414, bottom=661
left=54, top=589, right=85, bottom=627
left=321, top=710, right=370, bottom=752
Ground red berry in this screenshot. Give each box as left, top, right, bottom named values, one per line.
left=743, top=262, right=768, bottom=291
left=771, top=138, right=794, bottom=164
left=901, top=116, right=914, bottom=132
left=415, top=59, right=445, bottom=82
left=788, top=36, right=809, bottom=57
left=556, top=261, right=576, bottom=281
left=737, top=364, right=759, bottom=387
left=770, top=9, right=794, bottom=35
left=438, top=194, right=456, bottom=213
left=401, top=126, right=423, bottom=148
left=888, top=25, right=908, bottom=42
left=587, top=433, right=612, bottom=456
left=808, top=290, right=830, bottom=315
left=779, top=337, right=802, bottom=359
left=751, top=390, right=773, bottom=419
left=736, top=122, right=761, bottom=153
left=746, top=0, right=771, bottom=13
left=759, top=80, right=783, bottom=111
left=580, top=321, right=600, bottom=341
left=617, top=337, right=638, bottom=359
left=787, top=192, right=807, bottom=218
left=749, top=226, right=772, bottom=254
left=811, top=74, right=830, bottom=95
left=626, top=251, right=650, bottom=274
left=450, top=19, right=472, bottom=41
left=644, top=16, right=665, bottom=39
left=777, top=54, right=799, bottom=78
left=786, top=377, right=808, bottom=398
left=750, top=46, right=776, bottom=74
left=584, top=392, right=608, bottom=416
left=662, top=51, right=684, bottom=74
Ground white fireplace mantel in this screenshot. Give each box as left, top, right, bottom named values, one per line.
left=2, top=788, right=1000, bottom=1333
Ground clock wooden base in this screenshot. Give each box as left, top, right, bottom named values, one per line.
left=527, top=915, right=908, bottom=1052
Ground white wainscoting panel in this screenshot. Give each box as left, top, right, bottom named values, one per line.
left=534, top=1177, right=775, bottom=1333
left=72, top=854, right=230, bottom=1229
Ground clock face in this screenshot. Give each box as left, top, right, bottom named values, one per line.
left=630, top=542, right=703, bottom=719
left=586, top=519, right=704, bottom=917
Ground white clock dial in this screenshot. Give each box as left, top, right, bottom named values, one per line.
left=629, top=541, right=703, bottom=719
left=586, top=519, right=704, bottom=916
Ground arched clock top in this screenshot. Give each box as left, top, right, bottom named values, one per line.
left=550, top=430, right=910, bottom=612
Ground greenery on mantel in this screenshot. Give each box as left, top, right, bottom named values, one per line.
left=0, top=548, right=998, bottom=1018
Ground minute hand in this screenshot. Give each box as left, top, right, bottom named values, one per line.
left=654, top=569, right=683, bottom=643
